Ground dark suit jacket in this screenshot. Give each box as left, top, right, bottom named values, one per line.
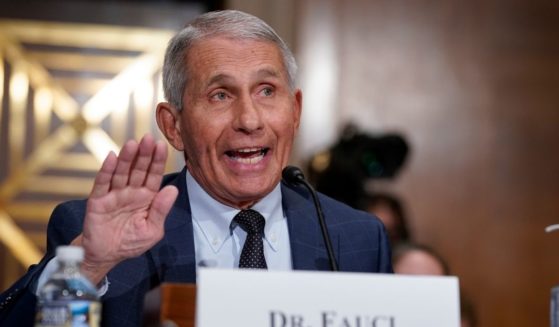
left=0, top=168, right=392, bottom=326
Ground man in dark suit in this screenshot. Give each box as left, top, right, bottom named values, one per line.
left=0, top=10, right=392, bottom=326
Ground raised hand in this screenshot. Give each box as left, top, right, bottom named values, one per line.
left=72, top=134, right=178, bottom=284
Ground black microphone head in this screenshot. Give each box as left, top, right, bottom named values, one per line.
left=282, top=165, right=305, bottom=185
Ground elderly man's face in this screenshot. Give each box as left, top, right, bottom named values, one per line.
left=170, top=36, right=301, bottom=208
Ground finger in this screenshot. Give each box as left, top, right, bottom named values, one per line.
left=144, top=140, right=169, bottom=191
left=148, top=185, right=179, bottom=229
left=90, top=151, right=117, bottom=198
left=129, top=134, right=156, bottom=187
left=110, top=139, right=139, bottom=190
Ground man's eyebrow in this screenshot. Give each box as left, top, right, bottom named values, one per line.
left=256, top=68, right=281, bottom=80
left=204, top=68, right=282, bottom=89
left=206, top=74, right=233, bottom=88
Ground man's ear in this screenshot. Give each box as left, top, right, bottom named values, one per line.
left=156, top=102, right=184, bottom=151
left=293, top=89, right=303, bottom=130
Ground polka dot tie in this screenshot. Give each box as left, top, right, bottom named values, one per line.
left=233, top=209, right=268, bottom=269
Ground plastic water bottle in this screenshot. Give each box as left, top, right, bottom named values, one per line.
left=35, top=246, right=101, bottom=327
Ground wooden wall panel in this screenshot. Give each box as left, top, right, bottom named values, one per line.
left=296, top=0, right=559, bottom=326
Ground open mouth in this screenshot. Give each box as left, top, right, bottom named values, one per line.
left=225, top=147, right=269, bottom=164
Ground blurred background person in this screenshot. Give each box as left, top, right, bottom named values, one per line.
left=392, top=242, right=449, bottom=276
left=360, top=192, right=411, bottom=246
left=392, top=242, right=477, bottom=327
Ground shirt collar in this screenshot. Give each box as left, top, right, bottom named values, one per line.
left=186, top=170, right=284, bottom=253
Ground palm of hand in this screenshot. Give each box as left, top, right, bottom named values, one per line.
left=75, top=135, right=178, bottom=279
left=83, top=187, right=166, bottom=266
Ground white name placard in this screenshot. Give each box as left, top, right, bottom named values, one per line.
left=196, top=268, right=460, bottom=327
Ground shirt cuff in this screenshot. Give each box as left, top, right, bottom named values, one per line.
left=96, top=276, right=109, bottom=296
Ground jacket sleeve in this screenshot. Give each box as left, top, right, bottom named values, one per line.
left=0, top=201, right=86, bottom=326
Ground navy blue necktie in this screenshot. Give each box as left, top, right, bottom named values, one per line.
left=233, top=209, right=267, bottom=269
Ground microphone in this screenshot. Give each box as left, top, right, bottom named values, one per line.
left=282, top=166, right=339, bottom=271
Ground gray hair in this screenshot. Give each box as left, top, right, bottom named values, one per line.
left=162, top=10, right=298, bottom=111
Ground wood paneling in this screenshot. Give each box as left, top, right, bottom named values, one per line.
left=296, top=0, right=559, bottom=326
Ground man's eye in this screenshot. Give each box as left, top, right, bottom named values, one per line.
left=211, top=91, right=228, bottom=101
left=261, top=87, right=274, bottom=97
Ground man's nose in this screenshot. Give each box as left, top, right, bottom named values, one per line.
left=233, top=94, right=263, bottom=133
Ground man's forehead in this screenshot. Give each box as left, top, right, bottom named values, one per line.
left=189, top=35, right=278, bottom=54
left=189, top=36, right=282, bottom=61
left=185, top=37, right=287, bottom=84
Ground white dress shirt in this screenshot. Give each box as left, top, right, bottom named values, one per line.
left=187, top=171, right=293, bottom=271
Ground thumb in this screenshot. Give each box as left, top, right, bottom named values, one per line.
left=149, top=185, right=179, bottom=227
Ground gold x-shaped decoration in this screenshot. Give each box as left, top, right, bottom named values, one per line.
left=0, top=20, right=177, bottom=283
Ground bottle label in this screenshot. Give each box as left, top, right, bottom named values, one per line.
left=35, top=300, right=101, bottom=327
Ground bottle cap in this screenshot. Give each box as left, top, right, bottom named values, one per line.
left=56, top=245, right=84, bottom=262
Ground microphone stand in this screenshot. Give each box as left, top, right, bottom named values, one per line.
left=283, top=166, right=339, bottom=271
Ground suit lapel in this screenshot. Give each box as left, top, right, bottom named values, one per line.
left=282, top=183, right=334, bottom=271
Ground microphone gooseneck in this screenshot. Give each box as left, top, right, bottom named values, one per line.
left=282, top=166, right=339, bottom=271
